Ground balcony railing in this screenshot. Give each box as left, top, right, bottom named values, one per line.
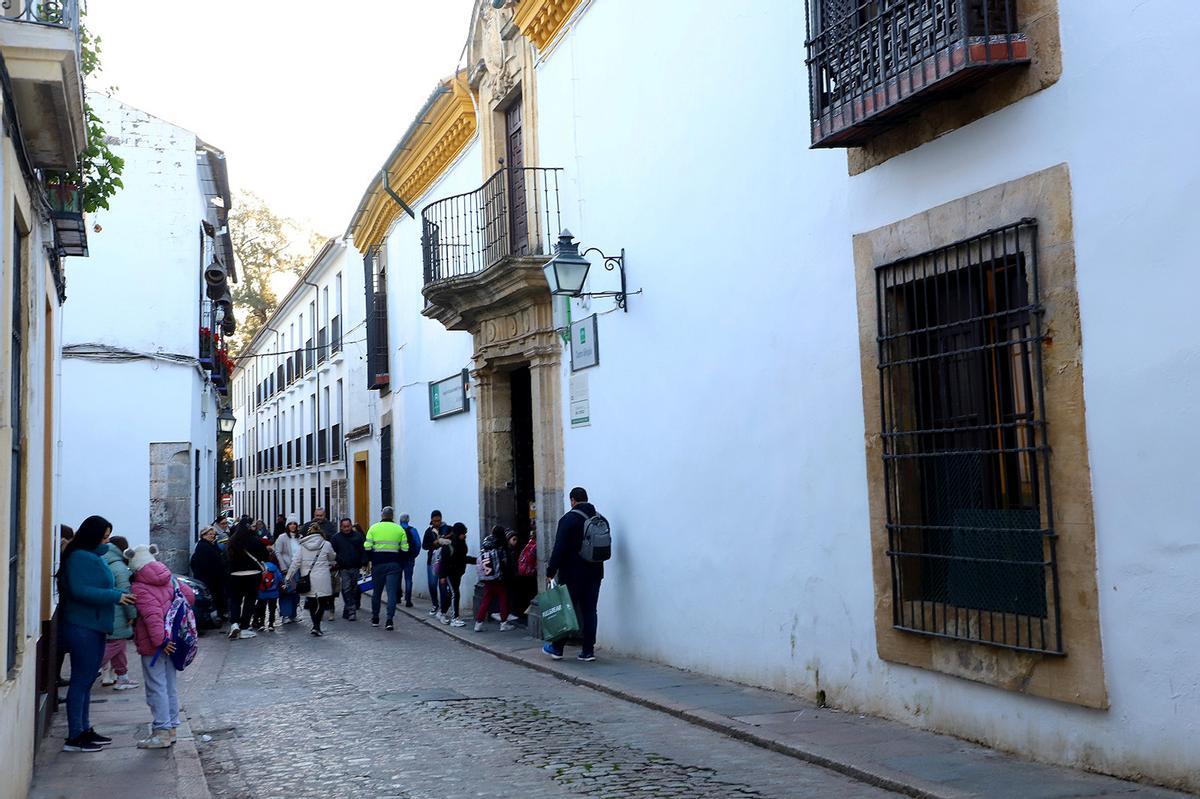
left=422, top=167, right=563, bottom=286
left=804, top=0, right=1028, bottom=148
left=2, top=0, right=80, bottom=32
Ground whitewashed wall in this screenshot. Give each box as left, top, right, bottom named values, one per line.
left=534, top=0, right=1200, bottom=788
left=379, top=138, right=483, bottom=602
left=61, top=95, right=218, bottom=546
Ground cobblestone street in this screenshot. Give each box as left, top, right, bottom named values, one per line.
left=180, top=609, right=898, bottom=799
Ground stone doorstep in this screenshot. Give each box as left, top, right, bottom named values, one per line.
left=394, top=605, right=1195, bottom=799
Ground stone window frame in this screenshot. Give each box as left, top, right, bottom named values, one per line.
left=852, top=164, right=1108, bottom=708
left=847, top=0, right=1063, bottom=175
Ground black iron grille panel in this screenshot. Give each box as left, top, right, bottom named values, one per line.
left=875, top=219, right=1062, bottom=654
left=804, top=0, right=1024, bottom=146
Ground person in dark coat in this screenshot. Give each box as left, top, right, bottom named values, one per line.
left=273, top=514, right=287, bottom=538
left=330, top=517, right=366, bottom=620
left=437, top=522, right=475, bottom=626
left=189, top=526, right=227, bottom=625
left=544, top=486, right=604, bottom=662
left=225, top=519, right=270, bottom=639
left=423, top=511, right=451, bottom=615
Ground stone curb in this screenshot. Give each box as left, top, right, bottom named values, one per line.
left=173, top=719, right=215, bottom=799
left=396, top=606, right=953, bottom=799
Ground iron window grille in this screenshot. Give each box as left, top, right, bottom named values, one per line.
left=276, top=444, right=283, bottom=472
left=317, top=327, right=328, bottom=364
left=317, top=428, right=328, bottom=464
left=8, top=225, right=23, bottom=676
left=305, top=339, right=314, bottom=371
left=330, top=424, right=341, bottom=460
left=380, top=424, right=393, bottom=509
left=875, top=219, right=1062, bottom=655
left=276, top=365, right=284, bottom=391
left=305, top=433, right=314, bottom=466
left=804, top=0, right=1029, bottom=147
left=331, top=315, right=342, bottom=355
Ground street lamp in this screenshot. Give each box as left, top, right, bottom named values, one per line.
left=217, top=405, right=236, bottom=434
left=543, top=230, right=628, bottom=311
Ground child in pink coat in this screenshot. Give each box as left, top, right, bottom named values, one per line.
left=127, top=544, right=194, bottom=749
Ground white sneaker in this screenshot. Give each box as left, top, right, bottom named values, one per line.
left=505, top=614, right=519, bottom=622
left=113, top=675, right=139, bottom=690
left=490, top=613, right=502, bottom=622
left=228, top=624, right=240, bottom=640
left=450, top=617, right=466, bottom=628
left=100, top=678, right=115, bottom=687
left=137, top=732, right=171, bottom=749
left=474, top=621, right=484, bottom=632
left=437, top=613, right=449, bottom=624
left=428, top=608, right=439, bottom=616
left=499, top=622, right=515, bottom=632
left=238, top=629, right=258, bottom=639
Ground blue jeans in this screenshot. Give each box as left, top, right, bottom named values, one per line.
left=141, top=654, right=180, bottom=730
left=426, top=562, right=445, bottom=609
left=400, top=559, right=415, bottom=604
left=371, top=562, right=401, bottom=622
left=61, top=621, right=105, bottom=738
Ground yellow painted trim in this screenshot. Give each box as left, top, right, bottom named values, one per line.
left=352, top=74, right=477, bottom=252
left=512, top=0, right=584, bottom=51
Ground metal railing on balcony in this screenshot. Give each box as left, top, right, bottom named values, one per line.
left=422, top=167, right=563, bottom=286
left=804, top=0, right=1027, bottom=147
left=2, top=0, right=80, bottom=33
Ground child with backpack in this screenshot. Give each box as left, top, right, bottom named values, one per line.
left=127, top=544, right=195, bottom=749
left=253, top=555, right=283, bottom=632
left=474, top=527, right=514, bottom=632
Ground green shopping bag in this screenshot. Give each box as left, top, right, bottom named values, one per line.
left=537, top=583, right=580, bottom=642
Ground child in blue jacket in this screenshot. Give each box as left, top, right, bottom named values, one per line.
left=253, top=558, right=284, bottom=632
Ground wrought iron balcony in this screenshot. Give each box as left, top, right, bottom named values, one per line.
left=0, top=0, right=86, bottom=169
left=422, top=167, right=563, bottom=286
left=805, top=0, right=1029, bottom=148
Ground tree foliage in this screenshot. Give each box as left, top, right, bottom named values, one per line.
left=227, top=191, right=326, bottom=354
left=46, top=19, right=125, bottom=213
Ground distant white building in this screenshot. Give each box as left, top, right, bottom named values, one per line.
left=230, top=238, right=368, bottom=528
left=59, top=95, right=237, bottom=575
left=339, top=0, right=1200, bottom=791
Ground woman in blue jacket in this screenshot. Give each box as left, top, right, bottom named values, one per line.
left=57, top=515, right=136, bottom=752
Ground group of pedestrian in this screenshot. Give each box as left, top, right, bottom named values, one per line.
left=56, top=515, right=193, bottom=752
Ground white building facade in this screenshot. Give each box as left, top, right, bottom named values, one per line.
left=340, top=0, right=1200, bottom=791
left=1, top=1, right=92, bottom=793
left=231, top=238, right=368, bottom=528
left=59, top=95, right=237, bottom=576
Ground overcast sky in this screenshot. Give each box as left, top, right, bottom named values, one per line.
left=87, top=0, right=476, bottom=238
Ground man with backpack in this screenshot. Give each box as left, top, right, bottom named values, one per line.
left=544, top=486, right=610, bottom=662
left=397, top=513, right=421, bottom=609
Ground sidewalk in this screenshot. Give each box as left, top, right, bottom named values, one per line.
left=27, top=654, right=211, bottom=799
left=397, top=605, right=1194, bottom=799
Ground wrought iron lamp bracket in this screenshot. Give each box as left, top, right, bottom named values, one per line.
left=579, top=247, right=628, bottom=312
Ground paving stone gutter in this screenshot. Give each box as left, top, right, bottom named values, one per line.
left=396, top=605, right=1195, bottom=799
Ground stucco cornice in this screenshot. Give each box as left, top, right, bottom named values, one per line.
left=512, top=0, right=583, bottom=51
left=351, top=75, right=477, bottom=252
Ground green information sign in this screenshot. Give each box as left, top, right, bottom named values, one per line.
left=429, top=369, right=470, bottom=420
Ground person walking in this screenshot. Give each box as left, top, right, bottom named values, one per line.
left=98, top=535, right=139, bottom=691
left=253, top=555, right=284, bottom=631
left=364, top=507, right=410, bottom=631
left=423, top=511, right=451, bottom=615
left=57, top=515, right=136, bottom=752
left=213, top=515, right=232, bottom=547
left=273, top=513, right=287, bottom=538
left=331, top=517, right=366, bottom=620
left=397, top=513, right=420, bottom=609
left=305, top=507, right=337, bottom=540
left=474, top=527, right=514, bottom=632
left=226, top=518, right=269, bottom=640
left=543, top=487, right=606, bottom=662
left=285, top=523, right=336, bottom=636
left=438, top=522, right=474, bottom=627
left=274, top=516, right=302, bottom=623
left=128, top=544, right=195, bottom=749
left=189, top=526, right=228, bottom=627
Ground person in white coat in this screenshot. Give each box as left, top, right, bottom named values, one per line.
left=285, top=523, right=336, bottom=636
left=274, top=517, right=303, bottom=624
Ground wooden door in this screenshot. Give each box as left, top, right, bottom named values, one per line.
left=505, top=102, right=528, bottom=255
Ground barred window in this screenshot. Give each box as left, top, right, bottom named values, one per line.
left=875, top=219, right=1062, bottom=654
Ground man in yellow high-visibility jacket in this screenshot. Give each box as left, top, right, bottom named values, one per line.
left=364, top=506, right=409, bottom=631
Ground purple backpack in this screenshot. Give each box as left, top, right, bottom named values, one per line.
left=151, top=578, right=198, bottom=671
